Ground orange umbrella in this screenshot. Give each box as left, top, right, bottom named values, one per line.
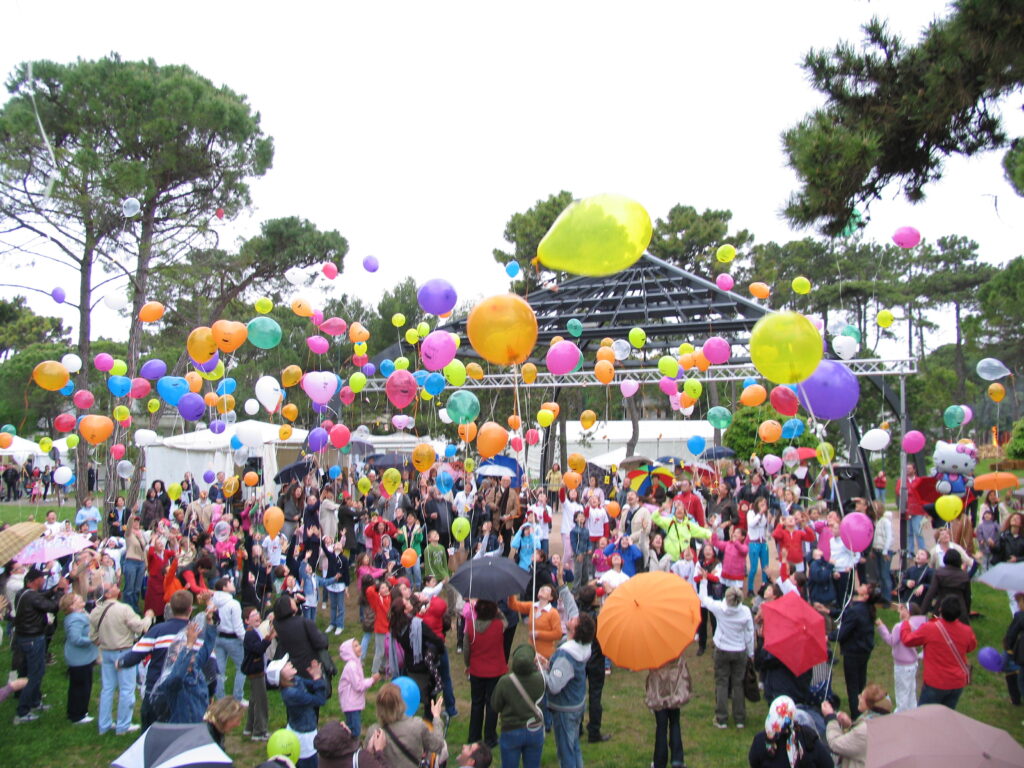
left=596, top=571, right=701, bottom=671
left=973, top=472, right=1020, bottom=492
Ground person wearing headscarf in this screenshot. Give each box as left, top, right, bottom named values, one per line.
left=747, top=695, right=832, bottom=768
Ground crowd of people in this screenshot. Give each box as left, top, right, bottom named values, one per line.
left=1, top=454, right=1022, bottom=768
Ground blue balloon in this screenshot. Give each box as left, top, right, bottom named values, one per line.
left=505, top=261, right=521, bottom=278
left=230, top=435, right=243, bottom=450
left=444, top=444, right=457, bottom=458
left=787, top=384, right=799, bottom=395
left=380, top=359, right=395, bottom=378
left=742, top=377, right=758, bottom=388
left=107, top=375, right=132, bottom=398
left=156, top=376, right=189, bottom=406
left=66, top=474, right=76, bottom=486
left=436, top=471, right=454, bottom=494
left=216, top=378, right=237, bottom=396
left=59, top=382, right=75, bottom=396
left=328, top=465, right=342, bottom=479
left=413, top=370, right=429, bottom=386
left=393, top=675, right=421, bottom=717
left=687, top=435, right=706, bottom=456
left=781, top=418, right=805, bottom=439
left=424, top=372, right=446, bottom=396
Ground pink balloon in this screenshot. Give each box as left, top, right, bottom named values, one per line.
left=659, top=377, right=677, bottom=397
left=546, top=340, right=582, bottom=375
left=703, top=336, right=730, bottom=365
left=94, top=353, right=114, bottom=372
left=525, top=428, right=540, bottom=445
left=130, top=378, right=151, bottom=399
left=669, top=393, right=682, bottom=411
left=385, top=369, right=417, bottom=410
left=310, top=310, right=324, bottom=327
left=840, top=512, right=874, bottom=552
left=960, top=405, right=973, bottom=426
left=329, top=424, right=351, bottom=448
left=306, top=335, right=329, bottom=355
left=301, top=371, right=339, bottom=405
left=762, top=454, right=782, bottom=474
left=510, top=435, right=523, bottom=452
left=72, top=390, right=95, bottom=409
left=339, top=385, right=355, bottom=405
left=391, top=415, right=406, bottom=429
left=319, top=317, right=348, bottom=336
left=715, top=273, right=734, bottom=291
left=902, top=430, right=925, bottom=454
left=892, top=226, right=921, bottom=249
left=420, top=330, right=457, bottom=371
left=620, top=379, right=639, bottom=398
left=110, top=443, right=126, bottom=460
left=118, top=416, right=132, bottom=428
left=322, top=263, right=338, bottom=279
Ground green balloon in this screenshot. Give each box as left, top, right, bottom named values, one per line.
left=683, top=379, right=703, bottom=399
left=840, top=208, right=863, bottom=237
left=943, top=405, right=965, bottom=429
left=110, top=359, right=128, bottom=376
left=707, top=406, right=732, bottom=430
left=452, top=517, right=471, bottom=542
left=395, top=356, right=410, bottom=370
left=443, top=359, right=467, bottom=387
left=567, top=318, right=583, bottom=338
left=447, top=390, right=480, bottom=425
left=1, top=424, right=16, bottom=435
left=267, top=728, right=300, bottom=763
left=658, top=356, right=679, bottom=377
left=628, top=327, right=646, bottom=348
left=247, top=316, right=282, bottom=349
left=840, top=325, right=861, bottom=343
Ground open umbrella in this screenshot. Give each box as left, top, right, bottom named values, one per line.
left=866, top=703, right=1024, bottom=768
left=700, top=445, right=736, bottom=460
left=973, top=471, right=1020, bottom=492
left=363, top=452, right=413, bottom=472
left=449, top=556, right=530, bottom=602
left=619, top=454, right=656, bottom=470
left=597, top=571, right=701, bottom=671
left=273, top=455, right=315, bottom=485
left=0, top=521, right=44, bottom=566
left=760, top=591, right=827, bottom=676
left=795, top=447, right=818, bottom=461
left=979, top=562, right=1024, bottom=594
left=112, top=722, right=232, bottom=768
left=15, top=532, right=93, bottom=565
left=626, top=464, right=675, bottom=496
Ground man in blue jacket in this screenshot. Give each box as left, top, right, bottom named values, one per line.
left=542, top=613, right=595, bottom=768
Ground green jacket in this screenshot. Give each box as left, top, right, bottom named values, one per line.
left=423, top=543, right=449, bottom=581
left=395, top=524, right=425, bottom=556
left=491, top=644, right=545, bottom=732
left=651, top=512, right=710, bottom=560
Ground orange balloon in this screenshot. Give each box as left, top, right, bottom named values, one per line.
left=281, top=365, right=303, bottom=388
left=216, top=394, right=235, bottom=414
left=740, top=384, right=767, bottom=407
left=693, top=350, right=710, bottom=372
left=521, top=363, right=537, bottom=384
left=466, top=362, right=484, bottom=380
left=749, top=282, right=771, bottom=300
left=595, top=346, right=615, bottom=364
left=186, top=326, right=217, bottom=363
left=476, top=421, right=509, bottom=459
left=291, top=298, right=313, bottom=317
left=282, top=403, right=299, bottom=422
left=562, top=471, right=582, bottom=490
left=507, top=414, right=522, bottom=431
left=542, top=402, right=560, bottom=419
left=607, top=501, right=621, bottom=519
left=550, top=336, right=565, bottom=346
left=401, top=548, right=418, bottom=568
left=348, top=322, right=370, bottom=343
left=466, top=294, right=538, bottom=366
left=79, top=415, right=114, bottom=445
left=203, top=392, right=219, bottom=407
left=600, top=337, right=613, bottom=347
left=680, top=393, right=696, bottom=408
left=680, top=353, right=695, bottom=371
left=594, top=360, right=614, bottom=384
left=0, top=433, right=11, bottom=449
left=458, top=422, right=478, bottom=443
left=263, top=506, right=284, bottom=537
left=412, top=442, right=435, bottom=473
left=278, top=425, right=293, bottom=441
left=211, top=320, right=248, bottom=353
left=568, top=453, right=586, bottom=473
left=32, top=361, right=69, bottom=391
left=244, top=471, right=260, bottom=487
left=184, top=371, right=202, bottom=392
left=758, top=419, right=783, bottom=443
left=138, top=301, right=165, bottom=323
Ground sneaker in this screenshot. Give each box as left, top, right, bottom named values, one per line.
left=33, top=703, right=52, bottom=712
left=736, top=723, right=745, bottom=729
left=252, top=733, right=269, bottom=741
left=456, top=645, right=464, bottom=654
left=240, top=699, right=249, bottom=707
left=117, top=724, right=141, bottom=735
left=334, top=627, right=343, bottom=635
left=73, top=715, right=95, bottom=724
left=243, top=729, right=252, bottom=736
left=713, top=720, right=727, bottom=729
left=605, top=668, right=611, bottom=676
left=14, top=713, right=39, bottom=724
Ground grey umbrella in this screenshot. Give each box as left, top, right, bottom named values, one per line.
left=111, top=722, right=232, bottom=768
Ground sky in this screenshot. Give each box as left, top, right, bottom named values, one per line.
left=2, top=0, right=1022, bottom=349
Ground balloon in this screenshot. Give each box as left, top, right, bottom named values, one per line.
left=302, top=371, right=339, bottom=405
left=59, top=353, right=82, bottom=374
left=157, top=376, right=189, bottom=406
left=797, top=360, right=860, bottom=420
left=749, top=312, right=822, bottom=384
left=348, top=322, right=370, bottom=343
left=54, top=413, right=76, bottom=433
left=815, top=442, right=835, bottom=464
left=108, top=358, right=127, bottom=377
left=244, top=471, right=260, bottom=487
left=253, top=297, right=273, bottom=314
left=707, top=406, right=732, bottom=430
left=943, top=405, right=965, bottom=429
left=467, top=294, right=538, bottom=365
left=762, top=454, right=783, bottom=474
left=859, top=428, right=891, bottom=451
left=267, top=728, right=300, bottom=763
left=322, top=262, right=338, bottom=279
left=79, top=415, right=114, bottom=445
left=628, top=327, right=646, bottom=348
left=404, top=328, right=420, bottom=345
left=138, top=358, right=167, bottom=380
left=233, top=421, right=263, bottom=449
left=536, top=194, right=652, bottom=276
left=134, top=429, right=159, bottom=447
left=749, top=282, right=771, bottom=300
left=977, top=357, right=1011, bottom=381
left=53, top=466, right=72, bottom=485
left=308, top=427, right=328, bottom=452
left=892, top=226, right=921, bottom=248
left=935, top=495, right=963, bottom=522
left=112, top=405, right=130, bottom=422
left=758, top=420, right=782, bottom=443
left=536, top=408, right=555, bottom=428
left=400, top=548, right=418, bottom=569
left=596, top=346, right=615, bottom=365
left=898, top=430, right=924, bottom=453
left=476, top=422, right=509, bottom=459
left=876, top=310, right=894, bottom=328
left=392, top=675, right=421, bottom=717
left=290, top=297, right=313, bottom=318
left=242, top=398, right=258, bottom=416
left=579, top=409, right=597, bottom=430
left=740, top=384, right=767, bottom=407
left=681, top=379, right=701, bottom=400
left=457, top=422, right=478, bottom=443
left=769, top=386, right=800, bottom=417
left=319, top=317, right=347, bottom=337
left=305, top=335, right=329, bottom=355
left=566, top=318, right=584, bottom=338
left=832, top=334, right=858, bottom=360
left=52, top=286, right=66, bottom=304
left=620, top=379, right=639, bottom=398
left=186, top=327, right=217, bottom=364
left=420, top=330, right=457, bottom=371
left=791, top=276, right=811, bottom=294
left=546, top=340, right=582, bottom=375
left=960, top=405, right=974, bottom=426
left=989, top=382, right=1006, bottom=403
left=687, top=435, right=706, bottom=456
left=278, top=425, right=293, bottom=441
left=163, top=482, right=182, bottom=502
left=594, top=360, right=614, bottom=384
left=417, top=279, right=458, bottom=315
left=247, top=317, right=283, bottom=349
left=839, top=512, right=873, bottom=552
left=436, top=471, right=454, bottom=494
left=439, top=359, right=466, bottom=387
left=93, top=352, right=113, bottom=372
left=715, top=273, right=734, bottom=291
left=505, top=261, right=521, bottom=278
left=715, top=243, right=737, bottom=263
left=562, top=471, right=582, bottom=490
left=382, top=468, right=401, bottom=495
left=452, top=517, right=471, bottom=542
left=122, top=197, right=141, bottom=217
left=138, top=301, right=165, bottom=323
left=32, top=361, right=69, bottom=391
left=362, top=255, right=379, bottom=272
left=71, top=389, right=95, bottom=409
left=410, top=442, right=433, bottom=473
left=147, top=398, right=160, bottom=413
left=424, top=372, right=446, bottom=396
left=702, top=336, right=730, bottom=365
left=385, top=369, right=418, bottom=410
left=978, top=646, right=1004, bottom=673
left=116, top=460, right=134, bottom=480
left=177, top=392, right=205, bottom=421
left=104, top=293, right=128, bottom=311
left=567, top=453, right=587, bottom=474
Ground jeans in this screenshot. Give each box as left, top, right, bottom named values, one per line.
left=870, top=550, right=894, bottom=601
left=652, top=708, right=684, bottom=768
left=908, top=515, right=926, bottom=554
left=499, top=725, right=545, bottom=768
left=468, top=675, right=500, bottom=745
left=919, top=684, right=963, bottom=710
left=713, top=648, right=747, bottom=725
left=327, top=590, right=346, bottom=629
left=403, top=562, right=422, bottom=589
left=344, top=709, right=362, bottom=740
left=100, top=648, right=136, bottom=733
left=67, top=663, right=94, bottom=722
left=247, top=673, right=269, bottom=736
left=15, top=634, right=45, bottom=716
left=122, top=558, right=145, bottom=610
left=439, top=647, right=457, bottom=716
left=215, top=635, right=246, bottom=700
left=551, top=708, right=584, bottom=768
left=748, top=541, right=769, bottom=592
left=361, top=632, right=371, bottom=659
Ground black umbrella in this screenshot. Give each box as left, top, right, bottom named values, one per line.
left=274, top=455, right=315, bottom=485
left=112, top=722, right=232, bottom=768
left=700, top=445, right=736, bottom=459
left=363, top=452, right=413, bottom=472
left=449, top=555, right=531, bottom=602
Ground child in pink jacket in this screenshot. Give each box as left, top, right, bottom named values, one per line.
left=338, top=638, right=380, bottom=739
left=711, top=526, right=749, bottom=590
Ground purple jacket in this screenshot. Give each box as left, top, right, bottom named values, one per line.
left=877, top=615, right=926, bottom=665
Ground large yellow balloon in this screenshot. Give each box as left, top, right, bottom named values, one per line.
left=536, top=194, right=652, bottom=276
left=382, top=468, right=401, bottom=495
left=749, top=311, right=823, bottom=384
left=187, top=327, right=217, bottom=363
left=467, top=294, right=538, bottom=366
left=988, top=382, right=1005, bottom=403
left=33, top=361, right=70, bottom=391
left=412, top=442, right=435, bottom=473
left=935, top=495, right=963, bottom=521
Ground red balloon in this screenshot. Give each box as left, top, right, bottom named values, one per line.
left=510, top=436, right=524, bottom=452
left=54, top=413, right=76, bottom=433
left=215, top=207, right=225, bottom=219
left=329, top=424, right=351, bottom=449
left=130, top=377, right=151, bottom=399
left=770, top=385, right=800, bottom=417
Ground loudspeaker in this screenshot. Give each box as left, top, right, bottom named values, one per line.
left=833, top=465, right=869, bottom=509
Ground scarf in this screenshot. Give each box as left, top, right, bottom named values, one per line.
left=409, top=616, right=424, bottom=665
left=764, top=695, right=802, bottom=768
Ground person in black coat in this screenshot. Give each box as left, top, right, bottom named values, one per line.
left=389, top=595, right=444, bottom=718
left=1003, top=592, right=1024, bottom=706
left=829, top=582, right=879, bottom=713
left=748, top=702, right=833, bottom=768
left=757, top=649, right=813, bottom=707
left=921, top=549, right=972, bottom=622
left=898, top=548, right=932, bottom=605
left=272, top=594, right=328, bottom=682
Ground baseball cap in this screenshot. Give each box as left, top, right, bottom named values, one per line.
left=266, top=654, right=290, bottom=686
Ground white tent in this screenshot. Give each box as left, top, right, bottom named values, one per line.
left=0, top=435, right=50, bottom=467
left=144, top=420, right=309, bottom=493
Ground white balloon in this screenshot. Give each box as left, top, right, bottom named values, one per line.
left=284, top=267, right=308, bottom=286
left=61, top=353, right=83, bottom=373
left=223, top=410, right=237, bottom=424
left=122, top=197, right=141, bottom=217
left=233, top=448, right=248, bottom=466
left=104, top=293, right=128, bottom=311
left=976, top=357, right=1011, bottom=381
left=134, top=429, right=159, bottom=447
left=254, top=375, right=282, bottom=413
left=438, top=408, right=452, bottom=425
left=116, top=460, right=134, bottom=479
left=243, top=398, right=259, bottom=416
left=681, top=405, right=695, bottom=417
left=832, top=335, right=858, bottom=360
left=53, top=466, right=72, bottom=485
left=235, top=421, right=265, bottom=449
left=611, top=339, right=631, bottom=361
left=859, top=428, right=891, bottom=452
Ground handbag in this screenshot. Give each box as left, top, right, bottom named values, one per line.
left=743, top=657, right=761, bottom=702
left=935, top=619, right=972, bottom=685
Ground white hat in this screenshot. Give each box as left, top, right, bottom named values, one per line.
left=266, top=654, right=290, bottom=686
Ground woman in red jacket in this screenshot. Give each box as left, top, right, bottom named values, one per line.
left=144, top=536, right=172, bottom=615
left=365, top=579, right=392, bottom=676
left=465, top=599, right=508, bottom=748
left=366, top=518, right=397, bottom=556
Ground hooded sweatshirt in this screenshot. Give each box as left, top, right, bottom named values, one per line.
left=338, top=638, right=376, bottom=712
left=211, top=589, right=244, bottom=638
left=491, top=644, right=546, bottom=732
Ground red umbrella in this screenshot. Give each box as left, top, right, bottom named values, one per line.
left=795, top=447, right=818, bottom=461
left=760, top=591, right=827, bottom=676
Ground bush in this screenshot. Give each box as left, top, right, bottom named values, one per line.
left=1007, top=417, right=1024, bottom=460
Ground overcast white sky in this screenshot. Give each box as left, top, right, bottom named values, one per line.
left=3, top=0, right=1022, bottom=347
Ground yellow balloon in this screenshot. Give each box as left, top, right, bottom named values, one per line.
left=147, top=398, right=160, bottom=413
left=716, top=244, right=737, bottom=263
left=254, top=297, right=273, bottom=314
left=464, top=457, right=476, bottom=473
left=877, top=310, right=894, bottom=328
left=815, top=442, right=835, bottom=464
left=167, top=482, right=182, bottom=501
left=450, top=333, right=461, bottom=349
left=39, top=437, right=53, bottom=452
left=382, top=468, right=401, bottom=495
left=278, top=424, right=293, bottom=440
left=580, top=410, right=596, bottom=429
left=935, top=494, right=963, bottom=521
left=405, top=329, right=420, bottom=344
left=466, top=362, right=484, bottom=380
left=391, top=313, right=406, bottom=327
left=281, top=365, right=303, bottom=388
left=187, top=326, right=217, bottom=363
left=989, top=382, right=1006, bottom=403
left=537, top=194, right=652, bottom=276
left=357, top=476, right=372, bottom=495
left=222, top=475, right=240, bottom=497
left=395, top=356, right=410, bottom=370
left=216, top=394, right=235, bottom=414
left=282, top=403, right=298, bottom=421
left=197, top=359, right=225, bottom=381
left=792, top=276, right=811, bottom=294
left=537, top=408, right=555, bottom=427
left=416, top=322, right=430, bottom=337
left=32, top=361, right=70, bottom=391
left=443, top=360, right=467, bottom=386
left=354, top=341, right=368, bottom=355
left=112, top=405, right=130, bottom=421
left=677, top=343, right=694, bottom=355
left=749, top=311, right=823, bottom=384
left=467, top=294, right=538, bottom=366
left=420, top=389, right=433, bottom=401
left=412, top=442, right=435, bottom=473
left=521, top=362, right=537, bottom=384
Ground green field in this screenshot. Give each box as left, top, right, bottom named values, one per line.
left=2, top=502, right=1021, bottom=767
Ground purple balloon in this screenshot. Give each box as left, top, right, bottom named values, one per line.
left=139, top=358, right=168, bottom=380
left=417, top=279, right=458, bottom=316
left=308, top=426, right=329, bottom=452
left=52, top=287, right=66, bottom=304
left=978, top=646, right=1004, bottom=673
left=209, top=420, right=226, bottom=434
left=203, top=470, right=216, bottom=483
left=312, top=402, right=327, bottom=413
left=361, top=363, right=376, bottom=376
left=190, top=350, right=220, bottom=373
left=177, top=391, right=205, bottom=421
left=797, top=359, right=859, bottom=420
left=362, top=255, right=379, bottom=272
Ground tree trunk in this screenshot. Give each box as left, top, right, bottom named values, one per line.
left=74, top=247, right=93, bottom=509
left=625, top=393, right=640, bottom=457
left=953, top=300, right=966, bottom=403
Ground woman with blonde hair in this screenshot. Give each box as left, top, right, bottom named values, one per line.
left=364, top=683, right=446, bottom=768
left=821, top=682, right=892, bottom=768
left=203, top=696, right=246, bottom=747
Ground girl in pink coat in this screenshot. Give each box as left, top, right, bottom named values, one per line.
left=711, top=526, right=749, bottom=591
left=338, top=638, right=380, bottom=739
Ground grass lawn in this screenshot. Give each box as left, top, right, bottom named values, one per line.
left=2, top=501, right=1022, bottom=767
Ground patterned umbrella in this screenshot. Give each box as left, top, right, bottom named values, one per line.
left=626, top=464, right=675, bottom=495
left=0, top=522, right=44, bottom=566
left=15, top=531, right=93, bottom=565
